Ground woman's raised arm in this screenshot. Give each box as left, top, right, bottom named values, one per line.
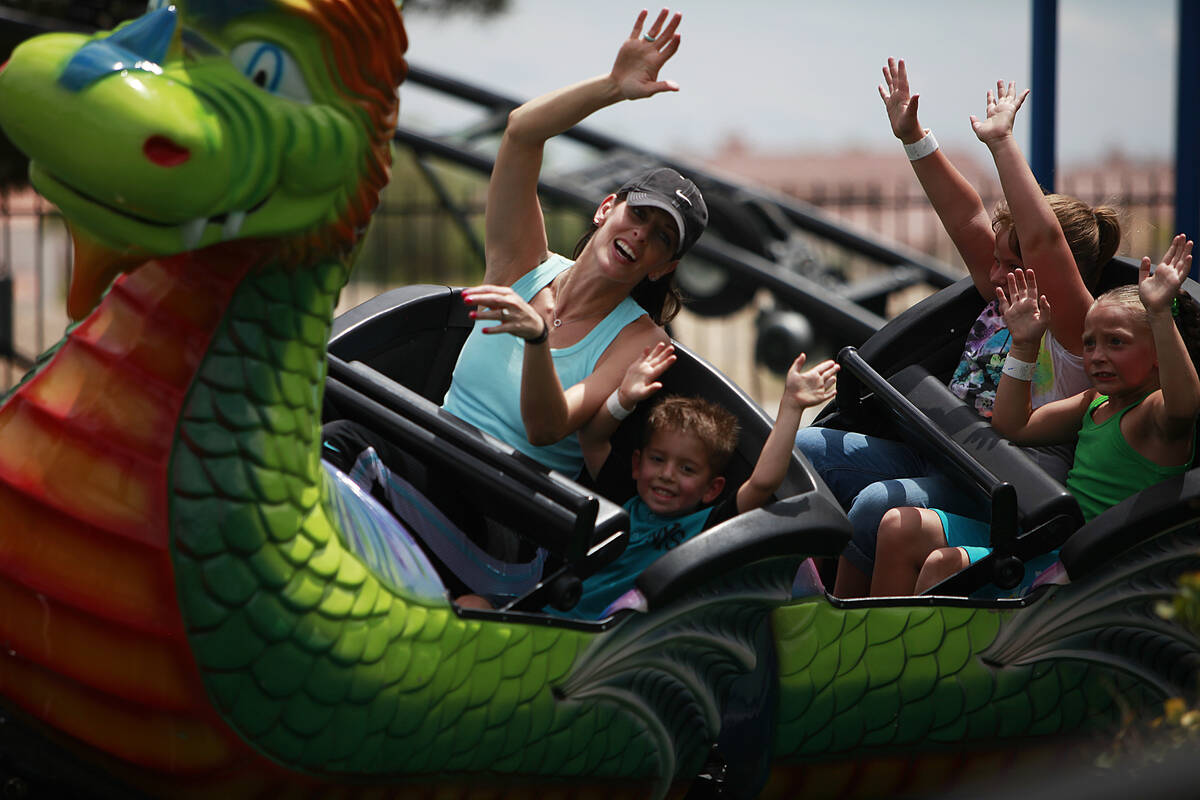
left=973, top=80, right=1094, bottom=354
left=484, top=9, right=682, bottom=286
left=880, top=58, right=996, bottom=296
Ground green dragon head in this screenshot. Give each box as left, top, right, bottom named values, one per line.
left=0, top=0, right=406, bottom=319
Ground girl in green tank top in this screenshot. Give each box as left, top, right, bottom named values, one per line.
left=871, top=235, right=1200, bottom=597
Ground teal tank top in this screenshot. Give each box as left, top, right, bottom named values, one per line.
left=1066, top=394, right=1192, bottom=521
left=563, top=495, right=718, bottom=619
left=441, top=254, right=648, bottom=475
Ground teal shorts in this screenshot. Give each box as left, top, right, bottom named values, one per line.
left=932, top=509, right=1059, bottom=598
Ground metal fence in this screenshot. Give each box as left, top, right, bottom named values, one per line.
left=0, top=153, right=1178, bottom=407
left=801, top=170, right=1177, bottom=277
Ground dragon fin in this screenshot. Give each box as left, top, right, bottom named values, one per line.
left=983, top=526, right=1200, bottom=699
left=557, top=556, right=800, bottom=800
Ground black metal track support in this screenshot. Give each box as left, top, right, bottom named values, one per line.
left=407, top=151, right=486, bottom=267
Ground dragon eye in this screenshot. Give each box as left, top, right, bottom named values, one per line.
left=229, top=40, right=313, bottom=103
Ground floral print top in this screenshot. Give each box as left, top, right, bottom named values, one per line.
left=948, top=300, right=1011, bottom=418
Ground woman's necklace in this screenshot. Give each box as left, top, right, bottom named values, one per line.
left=549, top=268, right=606, bottom=329
left=549, top=268, right=600, bottom=328
left=549, top=269, right=571, bottom=328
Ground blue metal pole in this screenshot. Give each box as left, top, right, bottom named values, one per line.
left=1177, top=0, right=1200, bottom=276
left=1030, top=0, right=1057, bottom=192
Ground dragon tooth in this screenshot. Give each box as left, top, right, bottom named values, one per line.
left=181, top=217, right=207, bottom=249
left=222, top=210, right=246, bottom=241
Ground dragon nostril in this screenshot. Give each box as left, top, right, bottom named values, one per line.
left=143, top=135, right=190, bottom=167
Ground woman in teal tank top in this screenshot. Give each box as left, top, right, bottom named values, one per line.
left=870, top=237, right=1200, bottom=597
left=442, top=9, right=709, bottom=477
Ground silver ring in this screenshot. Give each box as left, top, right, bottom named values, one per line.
left=642, top=33, right=657, bottom=42
left=500, top=308, right=509, bottom=318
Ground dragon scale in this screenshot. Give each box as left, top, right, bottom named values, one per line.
left=169, top=253, right=668, bottom=783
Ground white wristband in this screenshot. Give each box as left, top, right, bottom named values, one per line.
left=606, top=389, right=635, bottom=420
left=1001, top=354, right=1037, bottom=382
left=903, top=129, right=939, bottom=161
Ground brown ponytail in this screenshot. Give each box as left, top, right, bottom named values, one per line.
left=1092, top=205, right=1122, bottom=267
left=992, top=194, right=1123, bottom=290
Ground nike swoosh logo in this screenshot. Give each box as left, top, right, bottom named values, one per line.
left=675, top=189, right=692, bottom=207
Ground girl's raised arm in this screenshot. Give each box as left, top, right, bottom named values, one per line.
left=484, top=9, right=682, bottom=285
left=972, top=80, right=1094, bottom=354
left=880, top=58, right=995, bottom=296
left=1140, top=236, right=1200, bottom=434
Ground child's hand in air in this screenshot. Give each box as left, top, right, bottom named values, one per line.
left=997, top=268, right=1051, bottom=347
left=879, top=57, right=923, bottom=144
left=971, top=80, right=1029, bottom=146
left=617, top=342, right=676, bottom=410
left=783, top=354, right=840, bottom=411
left=1139, top=234, right=1194, bottom=315
left=611, top=8, right=682, bottom=100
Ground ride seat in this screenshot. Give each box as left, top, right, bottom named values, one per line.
left=596, top=338, right=817, bottom=507
left=834, top=347, right=1083, bottom=595
left=324, top=354, right=629, bottom=612
left=885, top=364, right=1084, bottom=594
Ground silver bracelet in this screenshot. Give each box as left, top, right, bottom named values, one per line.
left=903, top=129, right=939, bottom=161
left=1001, top=354, right=1037, bottom=382
left=606, top=389, right=634, bottom=420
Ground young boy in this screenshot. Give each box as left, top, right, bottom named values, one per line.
left=567, top=342, right=839, bottom=618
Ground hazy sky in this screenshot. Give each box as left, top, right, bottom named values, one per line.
left=399, top=0, right=1180, bottom=167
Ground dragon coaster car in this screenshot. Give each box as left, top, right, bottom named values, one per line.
left=0, top=1, right=1198, bottom=798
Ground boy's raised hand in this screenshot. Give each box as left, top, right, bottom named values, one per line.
left=970, top=80, right=1029, bottom=146
left=1139, top=234, right=1194, bottom=314
left=878, top=57, right=923, bottom=143
left=611, top=8, right=682, bottom=100
left=997, top=268, right=1051, bottom=347
left=618, top=342, right=676, bottom=409
left=741, top=353, right=840, bottom=514
left=784, top=353, right=840, bottom=411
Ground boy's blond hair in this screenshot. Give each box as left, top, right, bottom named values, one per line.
left=642, top=395, right=740, bottom=474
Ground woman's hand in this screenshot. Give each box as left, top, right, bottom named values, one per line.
left=971, top=80, right=1029, bottom=146
left=617, top=342, right=676, bottom=408
left=878, top=57, right=923, bottom=144
left=997, top=268, right=1051, bottom=347
left=610, top=8, right=682, bottom=101
left=461, top=285, right=547, bottom=342
left=783, top=354, right=840, bottom=411
left=1139, top=234, right=1194, bottom=315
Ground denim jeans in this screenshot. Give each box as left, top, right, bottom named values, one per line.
left=795, top=426, right=986, bottom=574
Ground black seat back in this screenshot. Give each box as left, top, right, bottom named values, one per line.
left=329, top=285, right=471, bottom=403
left=834, top=348, right=1083, bottom=593
left=600, top=339, right=817, bottom=507
left=886, top=364, right=1082, bottom=533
